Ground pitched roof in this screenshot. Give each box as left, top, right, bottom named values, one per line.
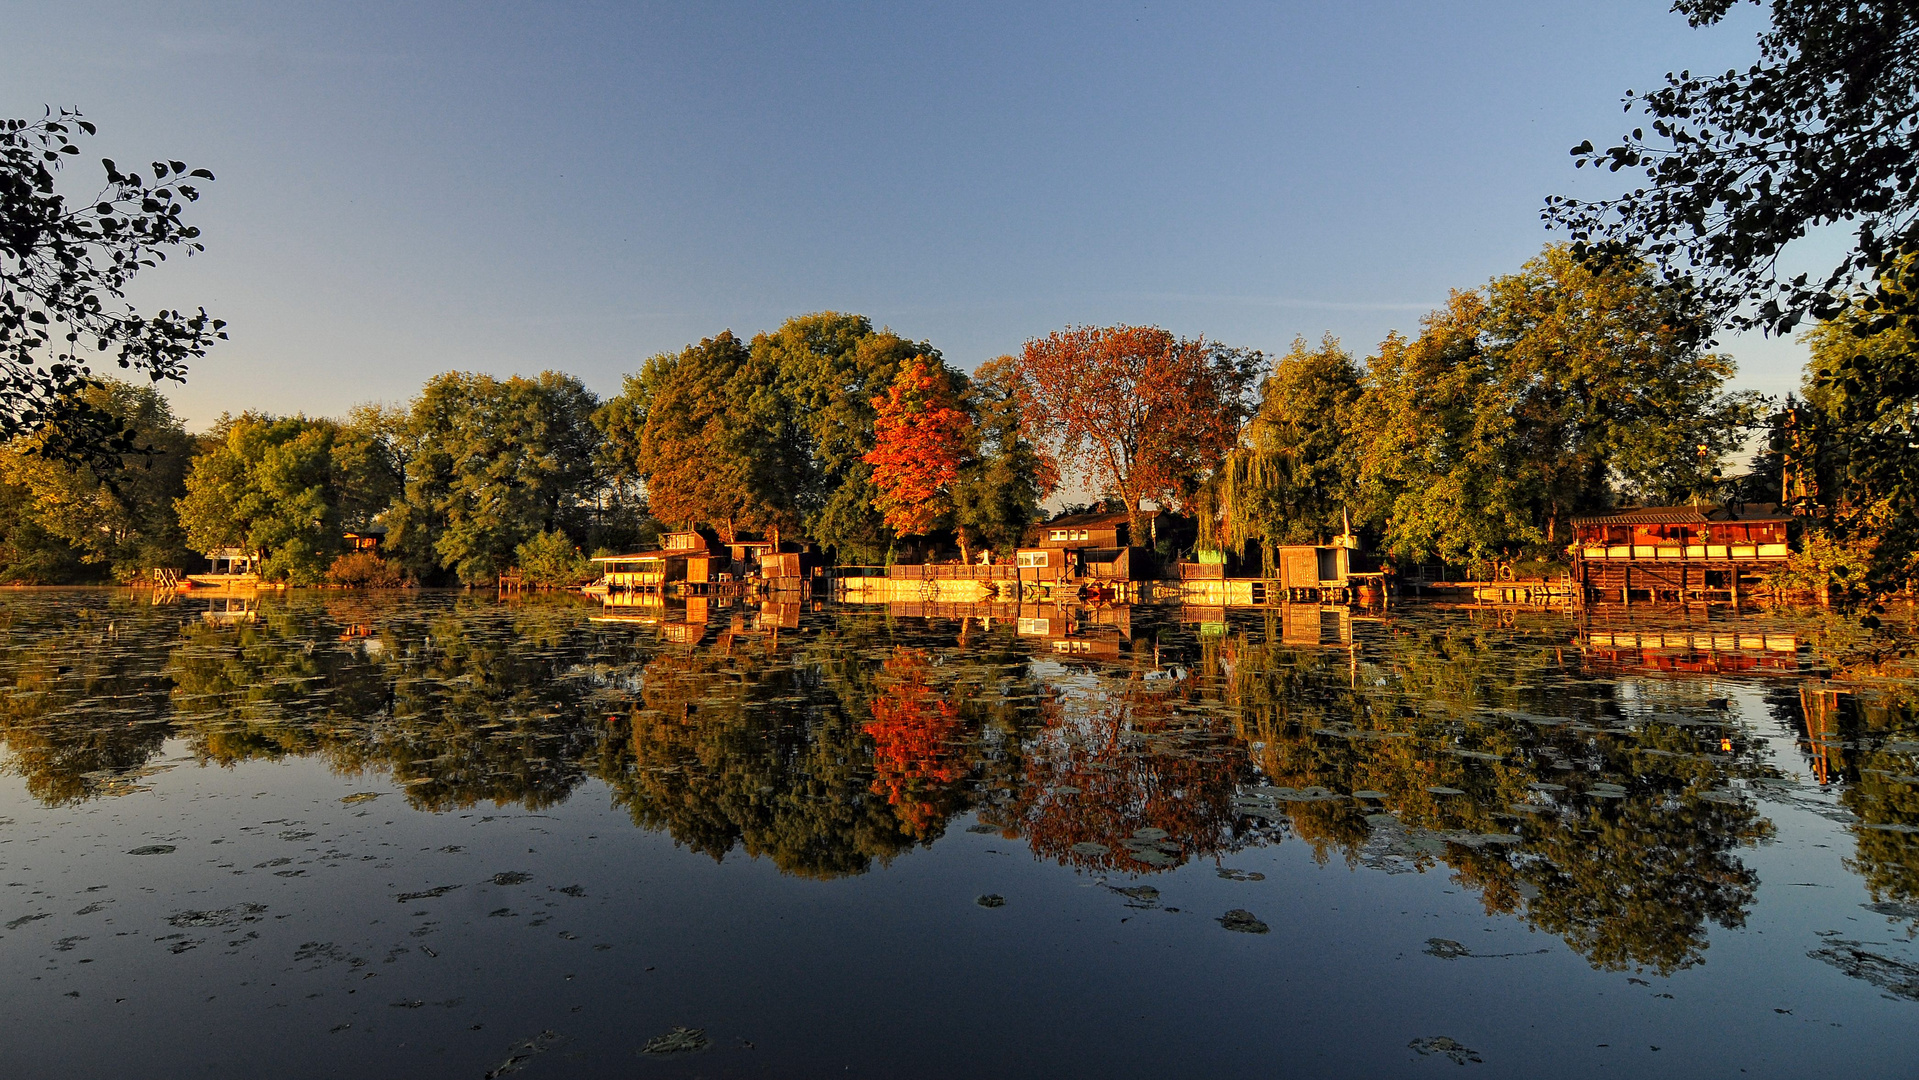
left=1038, top=510, right=1158, bottom=529
left=1570, top=503, right=1790, bottom=526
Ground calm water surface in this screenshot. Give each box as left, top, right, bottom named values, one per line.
left=1, top=589, right=1915, bottom=1078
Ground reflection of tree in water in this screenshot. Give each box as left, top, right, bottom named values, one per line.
left=0, top=588, right=1888, bottom=963
left=1782, top=677, right=1919, bottom=926
left=1202, top=613, right=1774, bottom=974
left=865, top=648, right=970, bottom=838
left=0, top=595, right=174, bottom=804
left=602, top=638, right=926, bottom=879
left=1000, top=669, right=1250, bottom=875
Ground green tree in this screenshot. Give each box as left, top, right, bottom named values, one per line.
left=1482, top=245, right=1755, bottom=524
left=515, top=528, right=596, bottom=587
left=0, top=379, right=195, bottom=580
left=176, top=413, right=344, bottom=583
left=390, top=372, right=601, bottom=585
left=1796, top=282, right=1919, bottom=600
left=951, top=356, right=1052, bottom=558
left=1357, top=246, right=1754, bottom=569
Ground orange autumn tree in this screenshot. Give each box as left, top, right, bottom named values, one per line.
left=1012, top=325, right=1262, bottom=536
left=863, top=358, right=972, bottom=542
left=863, top=648, right=971, bottom=838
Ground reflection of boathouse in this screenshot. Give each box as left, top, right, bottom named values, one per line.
left=1578, top=626, right=1803, bottom=674
left=1571, top=505, right=1792, bottom=603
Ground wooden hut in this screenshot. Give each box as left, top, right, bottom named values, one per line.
left=1570, top=504, right=1792, bottom=603
left=1016, top=510, right=1159, bottom=583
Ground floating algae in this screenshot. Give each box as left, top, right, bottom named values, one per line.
left=1217, top=909, right=1268, bottom=933
left=640, top=1027, right=708, bottom=1055
left=491, top=871, right=533, bottom=885
left=340, top=792, right=382, bottom=804
left=128, top=844, right=175, bottom=855
left=1408, top=1036, right=1482, bottom=1064
left=1425, top=938, right=1471, bottom=959
left=1808, top=941, right=1919, bottom=1000
left=976, top=894, right=1007, bottom=908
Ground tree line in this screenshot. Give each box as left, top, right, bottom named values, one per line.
left=0, top=243, right=1910, bottom=596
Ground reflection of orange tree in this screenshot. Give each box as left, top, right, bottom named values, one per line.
left=865, top=648, right=971, bottom=838
left=602, top=648, right=928, bottom=878
left=1012, top=676, right=1249, bottom=874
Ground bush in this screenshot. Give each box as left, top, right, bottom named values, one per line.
left=515, top=530, right=597, bottom=587
left=325, top=551, right=404, bottom=588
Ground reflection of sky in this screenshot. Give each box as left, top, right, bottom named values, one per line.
left=1, top=2, right=1811, bottom=429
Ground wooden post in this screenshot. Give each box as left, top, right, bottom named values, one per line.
left=1623, top=565, right=1631, bottom=607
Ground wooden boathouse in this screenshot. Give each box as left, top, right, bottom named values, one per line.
left=1014, top=510, right=1159, bottom=584
left=1570, top=504, right=1793, bottom=604
left=1178, top=541, right=1382, bottom=604
left=587, top=529, right=823, bottom=593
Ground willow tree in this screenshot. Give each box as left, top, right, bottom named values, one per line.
left=1202, top=334, right=1363, bottom=561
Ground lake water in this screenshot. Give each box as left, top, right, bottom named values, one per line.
left=1, top=589, right=1915, bottom=1078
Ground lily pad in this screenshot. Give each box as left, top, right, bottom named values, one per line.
left=640, top=1026, right=708, bottom=1055
left=1217, top=909, right=1269, bottom=934
left=1409, top=1036, right=1482, bottom=1064
left=1425, top=786, right=1465, bottom=797
left=976, top=894, right=1006, bottom=908
left=1216, top=868, right=1265, bottom=882
left=1070, top=842, right=1110, bottom=856
left=1424, top=938, right=1470, bottom=959
left=1131, top=827, right=1169, bottom=841
left=340, top=792, right=382, bottom=805
left=128, top=845, right=176, bottom=856
left=1352, top=790, right=1389, bottom=800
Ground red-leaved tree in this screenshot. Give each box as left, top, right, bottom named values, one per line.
left=863, top=358, right=971, bottom=539
left=1013, top=325, right=1262, bottom=535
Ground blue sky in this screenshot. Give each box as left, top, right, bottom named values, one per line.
left=4, top=1, right=1807, bottom=428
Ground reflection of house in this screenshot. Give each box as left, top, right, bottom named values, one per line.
left=1015, top=510, right=1158, bottom=583
left=1570, top=505, right=1792, bottom=602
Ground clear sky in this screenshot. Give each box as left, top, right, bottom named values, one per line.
left=4, top=0, right=1809, bottom=429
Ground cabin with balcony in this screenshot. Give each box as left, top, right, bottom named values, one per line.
left=1570, top=504, right=1793, bottom=603
left=1016, top=510, right=1159, bottom=583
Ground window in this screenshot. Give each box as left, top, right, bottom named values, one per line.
left=1076, top=530, right=1089, bottom=540
left=1017, top=551, right=1049, bottom=568
left=1050, top=530, right=1067, bottom=541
